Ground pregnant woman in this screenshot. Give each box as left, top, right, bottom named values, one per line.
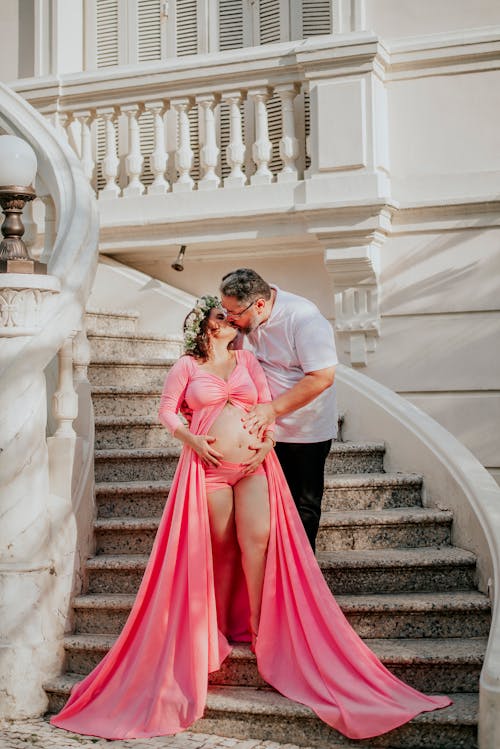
left=51, top=296, right=451, bottom=741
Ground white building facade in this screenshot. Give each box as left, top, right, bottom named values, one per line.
left=1, top=1, right=500, bottom=746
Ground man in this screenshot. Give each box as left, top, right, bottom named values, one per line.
left=220, top=268, right=338, bottom=552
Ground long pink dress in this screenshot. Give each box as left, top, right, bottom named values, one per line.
left=51, top=350, right=451, bottom=740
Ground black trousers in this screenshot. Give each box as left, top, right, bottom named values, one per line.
left=274, top=439, right=332, bottom=553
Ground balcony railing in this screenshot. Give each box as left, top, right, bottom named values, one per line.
left=12, top=34, right=390, bottom=211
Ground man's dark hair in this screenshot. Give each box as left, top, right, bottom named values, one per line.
left=220, top=268, right=272, bottom=304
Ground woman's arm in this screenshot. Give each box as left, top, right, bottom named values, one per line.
left=158, top=356, right=223, bottom=466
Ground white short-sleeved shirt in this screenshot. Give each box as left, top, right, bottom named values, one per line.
left=244, top=286, right=338, bottom=443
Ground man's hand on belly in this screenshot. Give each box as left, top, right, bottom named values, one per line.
left=242, top=402, right=276, bottom=441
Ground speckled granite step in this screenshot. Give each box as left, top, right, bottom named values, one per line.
left=88, top=331, right=183, bottom=361
left=43, top=674, right=478, bottom=749
left=316, top=508, right=452, bottom=551
left=94, top=473, right=425, bottom=518
left=89, top=359, right=173, bottom=387
left=85, top=309, right=138, bottom=336
left=91, top=386, right=162, bottom=418
left=94, top=507, right=453, bottom=555
left=61, top=631, right=485, bottom=694
left=85, top=547, right=476, bottom=597
left=95, top=416, right=177, bottom=449
left=72, top=591, right=491, bottom=640
left=317, top=547, right=477, bottom=595
left=322, top=473, right=423, bottom=511
left=94, top=442, right=386, bottom=483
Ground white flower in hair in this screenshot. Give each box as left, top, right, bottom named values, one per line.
left=183, top=295, right=221, bottom=353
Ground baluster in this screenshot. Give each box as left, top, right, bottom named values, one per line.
left=276, top=84, right=299, bottom=183
left=95, top=107, right=120, bottom=199
left=222, top=91, right=246, bottom=188
left=74, top=111, right=95, bottom=183
left=52, top=335, right=78, bottom=438
left=122, top=104, right=145, bottom=197
left=172, top=98, right=194, bottom=192
left=40, top=195, right=56, bottom=264
left=49, top=111, right=69, bottom=142
left=197, top=95, right=220, bottom=190
left=249, top=88, right=273, bottom=185
left=73, top=326, right=91, bottom=385
left=144, top=101, right=169, bottom=195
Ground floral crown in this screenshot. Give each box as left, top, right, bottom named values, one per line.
left=183, top=295, right=221, bottom=353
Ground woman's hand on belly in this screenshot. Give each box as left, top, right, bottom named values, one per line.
left=208, top=402, right=267, bottom=463
left=240, top=436, right=274, bottom=475
left=189, top=434, right=225, bottom=466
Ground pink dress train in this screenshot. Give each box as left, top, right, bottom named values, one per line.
left=51, top=351, right=451, bottom=740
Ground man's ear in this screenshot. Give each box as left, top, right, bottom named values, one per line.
left=254, top=298, right=266, bottom=313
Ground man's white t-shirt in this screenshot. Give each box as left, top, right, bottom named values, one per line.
left=244, top=286, right=338, bottom=443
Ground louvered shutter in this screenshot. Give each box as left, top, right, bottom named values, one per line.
left=139, top=109, right=156, bottom=187
left=301, top=0, right=333, bottom=38
left=96, top=0, right=120, bottom=68
left=218, top=0, right=244, bottom=51
left=266, top=92, right=283, bottom=175
left=259, top=0, right=282, bottom=44
left=188, top=106, right=201, bottom=183
left=176, top=0, right=199, bottom=56
left=138, top=0, right=163, bottom=61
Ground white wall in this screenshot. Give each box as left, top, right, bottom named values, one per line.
left=1, top=1, right=19, bottom=82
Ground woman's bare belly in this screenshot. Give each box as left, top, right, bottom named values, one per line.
left=207, top=402, right=264, bottom=463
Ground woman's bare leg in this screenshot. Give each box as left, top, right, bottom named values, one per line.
left=234, top=474, right=270, bottom=637
left=206, top=486, right=237, bottom=633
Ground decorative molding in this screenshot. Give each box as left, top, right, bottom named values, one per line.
left=324, top=244, right=381, bottom=367
left=0, top=274, right=61, bottom=337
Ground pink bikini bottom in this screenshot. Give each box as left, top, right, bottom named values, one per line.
left=204, top=459, right=266, bottom=493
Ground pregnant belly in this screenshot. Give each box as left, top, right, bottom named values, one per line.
left=208, top=402, right=264, bottom=462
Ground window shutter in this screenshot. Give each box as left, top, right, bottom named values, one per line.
left=96, top=0, right=120, bottom=68
left=176, top=0, right=199, bottom=56
left=301, top=0, right=332, bottom=38
left=218, top=0, right=244, bottom=51
left=267, top=92, right=282, bottom=175
left=259, top=0, right=282, bottom=44
left=139, top=109, right=156, bottom=187
left=138, top=0, right=163, bottom=62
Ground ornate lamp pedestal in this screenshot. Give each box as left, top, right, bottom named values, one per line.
left=0, top=185, right=46, bottom=274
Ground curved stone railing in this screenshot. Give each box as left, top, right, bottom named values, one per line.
left=336, top=364, right=500, bottom=749
left=0, top=82, right=99, bottom=718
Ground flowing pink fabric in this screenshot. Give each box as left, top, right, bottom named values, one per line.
left=51, top=351, right=451, bottom=740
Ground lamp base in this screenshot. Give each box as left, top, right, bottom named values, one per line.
left=0, top=257, right=47, bottom=274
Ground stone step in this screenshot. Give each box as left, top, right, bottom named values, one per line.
left=61, top=633, right=485, bottom=694
left=88, top=331, right=183, bottom=361
left=85, top=547, right=476, bottom=596
left=95, top=416, right=177, bottom=449
left=43, top=675, right=478, bottom=748
left=85, top=308, right=139, bottom=336
left=73, top=591, right=491, bottom=640
left=316, top=508, right=452, bottom=551
left=93, top=508, right=453, bottom=556
left=94, top=442, right=386, bottom=483
left=94, top=473, right=424, bottom=519
left=317, top=547, right=477, bottom=595
left=322, top=473, right=423, bottom=511
left=91, top=386, right=162, bottom=418
left=89, top=359, right=173, bottom=387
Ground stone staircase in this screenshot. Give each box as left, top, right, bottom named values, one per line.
left=44, top=310, right=491, bottom=748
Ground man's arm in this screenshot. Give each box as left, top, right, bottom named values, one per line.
left=242, top=365, right=335, bottom=439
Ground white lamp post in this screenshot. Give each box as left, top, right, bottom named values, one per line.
left=0, top=134, right=45, bottom=273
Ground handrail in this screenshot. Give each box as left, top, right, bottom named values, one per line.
left=0, top=81, right=99, bottom=379
left=336, top=364, right=500, bottom=749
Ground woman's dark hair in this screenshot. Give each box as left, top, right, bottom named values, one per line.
left=220, top=268, right=271, bottom=304
left=183, top=310, right=212, bottom=362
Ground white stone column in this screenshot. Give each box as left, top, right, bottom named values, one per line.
left=222, top=91, right=246, bottom=188
left=276, top=83, right=299, bottom=183
left=122, top=104, right=145, bottom=197
left=74, top=110, right=95, bottom=183
left=172, top=99, right=194, bottom=192
left=40, top=195, right=57, bottom=264
left=197, top=95, right=220, bottom=190
left=97, top=107, right=121, bottom=199
left=0, top=274, right=61, bottom=718
left=249, top=88, right=273, bottom=185
left=145, top=101, right=169, bottom=195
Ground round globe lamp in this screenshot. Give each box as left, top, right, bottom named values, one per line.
left=0, top=135, right=44, bottom=273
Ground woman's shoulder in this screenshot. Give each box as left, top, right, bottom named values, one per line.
left=171, top=354, right=196, bottom=373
